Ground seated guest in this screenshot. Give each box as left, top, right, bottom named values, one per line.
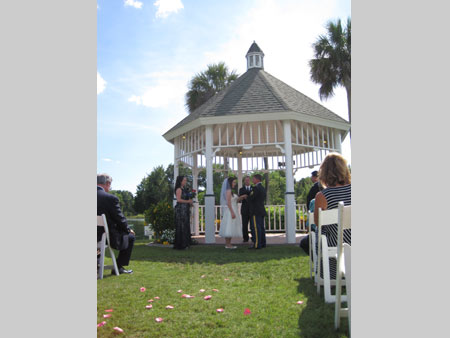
left=314, top=153, right=351, bottom=280
left=299, top=198, right=317, bottom=256
left=97, top=173, right=135, bottom=275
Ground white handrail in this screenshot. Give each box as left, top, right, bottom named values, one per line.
left=195, top=204, right=308, bottom=234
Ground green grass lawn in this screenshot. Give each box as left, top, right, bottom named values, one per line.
left=97, top=240, right=349, bottom=337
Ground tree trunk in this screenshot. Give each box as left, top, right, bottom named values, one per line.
left=344, top=80, right=351, bottom=139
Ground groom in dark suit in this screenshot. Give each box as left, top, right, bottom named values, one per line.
left=238, top=176, right=252, bottom=242
left=248, top=174, right=267, bottom=249
left=97, top=173, right=135, bottom=274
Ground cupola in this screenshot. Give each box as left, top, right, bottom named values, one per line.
left=246, top=41, right=264, bottom=70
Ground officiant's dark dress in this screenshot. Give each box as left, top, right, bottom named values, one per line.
left=174, top=187, right=191, bottom=250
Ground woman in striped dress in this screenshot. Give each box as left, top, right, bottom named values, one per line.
left=314, top=152, right=351, bottom=279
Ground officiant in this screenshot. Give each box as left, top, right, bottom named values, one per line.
left=238, top=175, right=252, bottom=243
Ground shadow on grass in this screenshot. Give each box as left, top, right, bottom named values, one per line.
left=128, top=240, right=303, bottom=265
left=295, top=277, right=349, bottom=338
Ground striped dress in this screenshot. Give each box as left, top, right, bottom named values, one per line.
left=315, top=184, right=351, bottom=279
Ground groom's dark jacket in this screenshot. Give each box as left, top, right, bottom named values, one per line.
left=248, top=183, right=267, bottom=217
left=97, top=186, right=131, bottom=250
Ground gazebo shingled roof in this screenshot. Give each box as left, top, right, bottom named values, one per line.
left=163, top=68, right=348, bottom=140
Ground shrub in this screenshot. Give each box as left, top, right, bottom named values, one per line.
left=144, top=201, right=175, bottom=241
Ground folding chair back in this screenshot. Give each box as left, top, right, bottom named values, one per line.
left=343, top=243, right=351, bottom=331
left=97, top=214, right=119, bottom=279
left=335, top=202, right=352, bottom=329
left=316, top=207, right=348, bottom=303
left=307, top=211, right=315, bottom=278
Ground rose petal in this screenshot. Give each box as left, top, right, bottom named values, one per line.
left=146, top=305, right=153, bottom=309
left=212, top=289, right=219, bottom=292
left=244, top=308, right=251, bottom=315
left=103, top=314, right=112, bottom=318
left=148, top=299, right=154, bottom=302
left=177, top=290, right=182, bottom=293
left=199, top=289, right=205, bottom=293
left=155, top=317, right=163, bottom=323
left=224, top=278, right=229, bottom=281
left=165, top=305, right=174, bottom=309
left=104, top=309, right=113, bottom=313
left=97, top=321, right=107, bottom=327
left=297, top=301, right=304, bottom=305
left=201, top=275, right=205, bottom=278
left=113, top=327, right=124, bottom=333
left=154, top=296, right=160, bottom=300
left=216, top=308, right=224, bottom=313
left=204, top=295, right=212, bottom=300
left=140, top=287, right=146, bottom=292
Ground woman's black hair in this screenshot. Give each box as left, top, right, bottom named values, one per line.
left=175, top=175, right=185, bottom=192
left=227, top=177, right=236, bottom=191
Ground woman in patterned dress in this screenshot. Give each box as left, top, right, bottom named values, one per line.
left=314, top=153, right=351, bottom=279
left=174, top=176, right=193, bottom=250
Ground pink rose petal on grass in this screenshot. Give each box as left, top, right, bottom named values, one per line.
left=155, top=317, right=163, bottom=323
left=212, top=289, right=219, bottom=292
left=148, top=299, right=154, bottom=303
left=199, top=289, right=205, bottom=293
left=224, top=278, right=229, bottom=281
left=97, top=321, right=107, bottom=327
left=105, top=309, right=113, bottom=313
left=297, top=301, right=304, bottom=305
left=165, top=305, right=174, bottom=309
left=201, top=275, right=205, bottom=278
left=113, top=327, right=124, bottom=333
left=216, top=308, right=224, bottom=313
left=204, top=295, right=212, bottom=300
left=154, top=296, right=160, bottom=300
left=182, top=294, right=195, bottom=298
left=177, top=290, right=182, bottom=293
left=103, top=314, right=112, bottom=318
left=140, top=287, right=146, bottom=292
left=146, top=305, right=153, bottom=309
left=244, top=308, right=251, bottom=315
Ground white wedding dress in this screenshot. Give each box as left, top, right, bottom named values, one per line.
left=219, top=194, right=243, bottom=238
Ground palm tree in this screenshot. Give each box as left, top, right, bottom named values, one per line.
left=185, top=62, right=238, bottom=113
left=309, top=18, right=351, bottom=130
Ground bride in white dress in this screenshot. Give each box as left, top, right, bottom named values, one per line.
left=219, top=177, right=248, bottom=249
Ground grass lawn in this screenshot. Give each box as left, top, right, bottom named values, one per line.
left=97, top=240, right=349, bottom=337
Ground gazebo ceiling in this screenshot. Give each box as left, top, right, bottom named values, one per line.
left=163, top=67, right=349, bottom=143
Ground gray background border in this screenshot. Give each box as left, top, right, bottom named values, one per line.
left=1, top=0, right=448, bottom=336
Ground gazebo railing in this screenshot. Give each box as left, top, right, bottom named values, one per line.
left=195, top=204, right=308, bottom=234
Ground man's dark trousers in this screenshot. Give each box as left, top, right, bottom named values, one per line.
left=241, top=213, right=250, bottom=242
left=250, top=214, right=266, bottom=248
left=116, top=233, right=135, bottom=267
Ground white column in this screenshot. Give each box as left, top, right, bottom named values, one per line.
left=237, top=154, right=243, bottom=191
left=283, top=120, right=296, bottom=244
left=335, top=131, right=342, bottom=153
left=173, top=138, right=179, bottom=207
left=192, top=154, right=199, bottom=236
left=204, top=125, right=216, bottom=243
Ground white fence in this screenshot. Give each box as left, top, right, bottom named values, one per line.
left=194, top=204, right=308, bottom=234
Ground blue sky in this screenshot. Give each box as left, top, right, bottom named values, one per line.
left=97, top=0, right=351, bottom=194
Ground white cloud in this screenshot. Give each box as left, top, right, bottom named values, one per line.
left=124, top=0, right=143, bottom=9
left=154, top=0, right=184, bottom=18
left=128, top=70, right=189, bottom=109
left=97, top=72, right=106, bottom=95
left=128, top=95, right=142, bottom=105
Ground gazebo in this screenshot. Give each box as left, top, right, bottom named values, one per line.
left=163, top=42, right=350, bottom=244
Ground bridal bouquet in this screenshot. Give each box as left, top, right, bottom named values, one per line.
left=186, top=188, right=197, bottom=200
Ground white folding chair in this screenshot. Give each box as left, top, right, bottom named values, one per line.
left=307, top=211, right=315, bottom=279
left=97, top=214, right=119, bottom=279
left=335, top=202, right=351, bottom=329
left=343, top=243, right=351, bottom=331
left=316, top=207, right=347, bottom=303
